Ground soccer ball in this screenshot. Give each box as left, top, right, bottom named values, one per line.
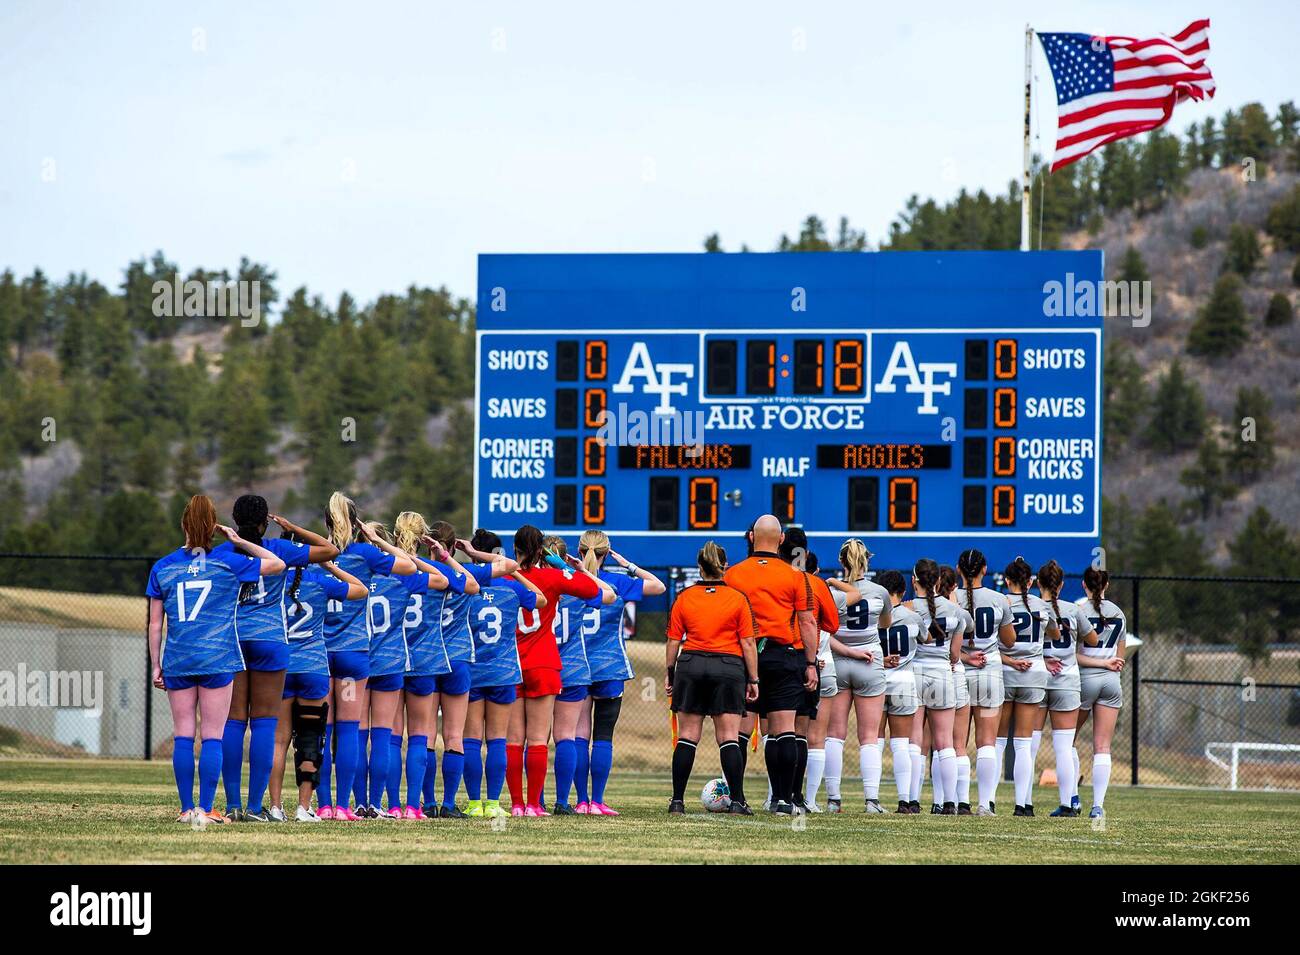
left=701, top=778, right=731, bottom=812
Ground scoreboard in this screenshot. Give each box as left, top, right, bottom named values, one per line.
left=475, top=251, right=1103, bottom=571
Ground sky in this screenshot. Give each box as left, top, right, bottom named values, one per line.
left=3, top=1, right=1296, bottom=308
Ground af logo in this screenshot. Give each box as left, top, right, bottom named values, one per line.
left=874, top=341, right=957, bottom=415
left=612, top=342, right=694, bottom=416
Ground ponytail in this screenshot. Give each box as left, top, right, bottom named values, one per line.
left=326, top=491, right=359, bottom=551
left=1038, top=559, right=1064, bottom=627
left=914, top=558, right=945, bottom=642
left=839, top=538, right=869, bottom=581
left=957, top=548, right=986, bottom=612
left=1083, top=566, right=1110, bottom=631
left=1004, top=555, right=1033, bottom=612
left=394, top=511, right=430, bottom=554
left=181, top=495, right=217, bottom=552
left=578, top=529, right=610, bottom=577
left=698, top=541, right=727, bottom=580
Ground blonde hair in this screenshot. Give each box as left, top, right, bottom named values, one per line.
left=364, top=520, right=391, bottom=544
left=326, top=492, right=358, bottom=550
left=698, top=541, right=726, bottom=579
left=579, top=529, right=610, bottom=576
left=542, top=535, right=567, bottom=559
left=839, top=538, right=869, bottom=581
left=394, top=511, right=429, bottom=553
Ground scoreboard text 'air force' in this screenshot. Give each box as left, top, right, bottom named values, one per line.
left=475, top=252, right=1103, bottom=570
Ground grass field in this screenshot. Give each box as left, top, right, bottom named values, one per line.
left=1, top=757, right=1297, bottom=864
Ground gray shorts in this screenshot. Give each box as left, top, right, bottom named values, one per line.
left=1003, top=661, right=1047, bottom=705
left=884, top=668, right=918, bottom=716
left=952, top=664, right=970, bottom=708
left=964, top=661, right=1004, bottom=709
left=915, top=659, right=957, bottom=711
left=1080, top=667, right=1123, bottom=710
left=834, top=650, right=885, bottom=697
left=818, top=669, right=838, bottom=699
left=1046, top=669, right=1081, bottom=712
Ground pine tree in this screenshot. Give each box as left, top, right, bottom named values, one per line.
left=1266, top=185, right=1300, bottom=252
left=1179, top=433, right=1233, bottom=519
left=1228, top=507, right=1300, bottom=646
left=1264, top=292, right=1294, bottom=327
left=1103, top=343, right=1148, bottom=452
left=1187, top=274, right=1248, bottom=357
left=1143, top=359, right=1206, bottom=452
left=1228, top=387, right=1276, bottom=482
left=1222, top=224, right=1261, bottom=277
left=217, top=364, right=275, bottom=489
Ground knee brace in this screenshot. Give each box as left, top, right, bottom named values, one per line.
left=292, top=699, right=329, bottom=787
left=592, top=696, right=622, bottom=743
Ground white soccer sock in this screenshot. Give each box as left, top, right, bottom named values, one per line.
left=1051, top=729, right=1076, bottom=807
left=876, top=737, right=885, bottom=753
left=806, top=748, right=827, bottom=804
left=909, top=744, right=924, bottom=803
left=861, top=740, right=883, bottom=801
left=824, top=737, right=844, bottom=800
left=956, top=754, right=972, bottom=805
left=1030, top=729, right=1042, bottom=768
left=1072, top=746, right=1081, bottom=795
left=1093, top=753, right=1112, bottom=809
left=994, top=736, right=1008, bottom=802
left=976, top=745, right=998, bottom=809
left=890, top=737, right=912, bottom=804
left=937, top=748, right=957, bottom=805
left=762, top=735, right=772, bottom=805
left=1012, top=737, right=1033, bottom=807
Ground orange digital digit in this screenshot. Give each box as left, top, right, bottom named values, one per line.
left=888, top=476, right=918, bottom=530
left=993, top=436, right=1016, bottom=476
left=993, top=387, right=1017, bottom=428
left=583, top=485, right=606, bottom=524
left=992, top=485, right=1016, bottom=525
left=584, top=387, right=607, bottom=428
left=583, top=436, right=606, bottom=476
left=585, top=340, right=608, bottom=380
left=688, top=477, right=719, bottom=529
left=994, top=339, right=1018, bottom=379
left=833, top=340, right=863, bottom=393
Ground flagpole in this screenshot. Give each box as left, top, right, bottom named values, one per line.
left=1020, top=23, right=1033, bottom=252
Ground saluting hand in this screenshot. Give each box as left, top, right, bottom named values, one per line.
left=218, top=524, right=243, bottom=544
left=268, top=514, right=294, bottom=533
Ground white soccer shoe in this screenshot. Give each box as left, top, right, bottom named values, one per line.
left=295, top=806, right=322, bottom=823
left=268, top=805, right=288, bottom=822
left=805, top=800, right=823, bottom=814
left=975, top=804, right=996, bottom=817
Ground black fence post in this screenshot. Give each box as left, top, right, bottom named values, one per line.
left=1130, top=576, right=1140, bottom=785
left=143, top=592, right=153, bottom=761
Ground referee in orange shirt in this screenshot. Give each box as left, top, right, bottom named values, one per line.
left=724, top=514, right=818, bottom=814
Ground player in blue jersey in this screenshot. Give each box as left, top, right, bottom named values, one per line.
left=218, top=499, right=339, bottom=822
left=452, top=528, right=521, bottom=816
left=386, top=512, right=482, bottom=819
left=147, top=495, right=286, bottom=824
left=268, top=558, right=367, bottom=821
left=544, top=536, right=617, bottom=815
left=466, top=550, right=545, bottom=820
left=350, top=521, right=448, bottom=819
left=317, top=493, right=418, bottom=821
left=564, top=530, right=665, bottom=815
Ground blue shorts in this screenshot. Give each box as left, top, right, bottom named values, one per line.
left=328, top=650, right=369, bottom=682
left=469, top=685, right=518, bottom=706
left=283, top=672, right=330, bottom=700
left=241, top=639, right=290, bottom=672
left=404, top=674, right=438, bottom=697
left=436, top=660, right=472, bottom=696
left=164, top=672, right=235, bottom=691
left=369, top=672, right=404, bottom=693
left=558, top=684, right=590, bottom=703
left=589, top=678, right=626, bottom=699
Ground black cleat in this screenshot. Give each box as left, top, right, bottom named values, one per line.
left=826, top=798, right=842, bottom=814
left=421, top=804, right=439, bottom=818
left=728, top=800, right=754, bottom=815
left=930, top=803, right=944, bottom=814
left=957, top=802, right=973, bottom=815
left=439, top=804, right=468, bottom=819
left=989, top=800, right=995, bottom=815
left=667, top=799, right=686, bottom=815
left=1023, top=804, right=1034, bottom=817
left=897, top=800, right=912, bottom=814
left=908, top=800, right=921, bottom=814
left=771, top=801, right=794, bottom=815
left=941, top=802, right=957, bottom=815
left=1013, top=804, right=1036, bottom=817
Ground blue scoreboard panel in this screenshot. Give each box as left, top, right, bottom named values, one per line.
left=475, top=252, right=1103, bottom=571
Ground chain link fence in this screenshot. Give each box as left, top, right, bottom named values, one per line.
left=2, top=555, right=1298, bottom=792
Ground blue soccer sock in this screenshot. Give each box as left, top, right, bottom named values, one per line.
left=246, top=717, right=277, bottom=814
left=485, top=738, right=507, bottom=801
left=198, top=738, right=223, bottom=812
left=554, top=739, right=576, bottom=807
left=172, top=736, right=195, bottom=812
left=352, top=728, right=370, bottom=807
left=405, top=735, right=428, bottom=809
left=387, top=734, right=403, bottom=808
left=463, top=738, right=484, bottom=801
left=319, top=723, right=334, bottom=806
left=221, top=718, right=247, bottom=811
left=367, top=727, right=392, bottom=808
left=333, top=721, right=359, bottom=810
left=422, top=744, right=438, bottom=807
left=574, top=736, right=590, bottom=804
left=442, top=749, right=465, bottom=809
left=591, top=739, right=613, bottom=804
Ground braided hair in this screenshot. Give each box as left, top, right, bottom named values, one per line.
left=1082, top=566, right=1110, bottom=632
left=1004, top=555, right=1034, bottom=613
left=957, top=548, right=986, bottom=612
left=1037, top=559, right=1064, bottom=629
left=938, top=564, right=958, bottom=598
left=914, top=557, right=945, bottom=643
left=232, top=494, right=269, bottom=604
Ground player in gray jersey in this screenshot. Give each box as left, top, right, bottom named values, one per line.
left=1036, top=560, right=1099, bottom=816
left=912, top=559, right=963, bottom=813
left=999, top=557, right=1059, bottom=816
left=955, top=549, right=1017, bottom=815
left=1075, top=567, right=1127, bottom=820
left=825, top=539, right=895, bottom=813
left=807, top=555, right=860, bottom=813
left=876, top=571, right=920, bottom=812
left=938, top=565, right=976, bottom=811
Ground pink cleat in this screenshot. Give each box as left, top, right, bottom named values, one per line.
left=317, top=805, right=335, bottom=820
left=591, top=802, right=620, bottom=816
left=523, top=804, right=545, bottom=817
left=574, top=802, right=590, bottom=815
left=402, top=806, right=424, bottom=820
left=335, top=806, right=360, bottom=821
left=510, top=804, right=526, bottom=817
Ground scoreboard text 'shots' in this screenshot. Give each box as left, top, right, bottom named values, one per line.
left=475, top=252, right=1103, bottom=571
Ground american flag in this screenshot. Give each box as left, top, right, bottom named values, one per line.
left=1039, top=20, right=1215, bottom=172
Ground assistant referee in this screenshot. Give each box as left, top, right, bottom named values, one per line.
left=665, top=542, right=759, bottom=814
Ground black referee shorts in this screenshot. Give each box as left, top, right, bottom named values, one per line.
left=755, top=641, right=807, bottom=716
left=671, top=651, right=747, bottom=716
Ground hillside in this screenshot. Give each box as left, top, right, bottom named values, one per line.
left=1, top=101, right=1298, bottom=583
